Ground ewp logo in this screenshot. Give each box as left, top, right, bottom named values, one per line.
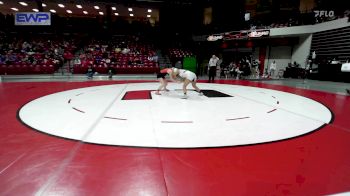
left=15, top=12, right=51, bottom=26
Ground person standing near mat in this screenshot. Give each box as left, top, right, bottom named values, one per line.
left=155, top=67, right=178, bottom=95
left=171, top=68, right=203, bottom=98
left=208, top=55, right=219, bottom=83
left=269, top=60, right=277, bottom=78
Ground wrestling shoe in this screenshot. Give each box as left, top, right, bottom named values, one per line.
left=181, top=94, right=188, bottom=99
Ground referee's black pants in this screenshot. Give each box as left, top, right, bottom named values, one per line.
left=208, top=66, right=216, bottom=82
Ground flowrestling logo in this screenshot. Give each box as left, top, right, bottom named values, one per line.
left=314, top=10, right=335, bottom=18
left=15, top=12, right=51, bottom=26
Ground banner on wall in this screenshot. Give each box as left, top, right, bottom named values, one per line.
left=314, top=10, right=335, bottom=18
left=207, top=35, right=223, bottom=41
left=341, top=63, right=350, bottom=72
left=15, top=12, right=51, bottom=26
left=206, top=29, right=270, bottom=41
left=247, top=30, right=270, bottom=38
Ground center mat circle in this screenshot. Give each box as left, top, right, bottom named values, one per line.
left=18, top=83, right=332, bottom=148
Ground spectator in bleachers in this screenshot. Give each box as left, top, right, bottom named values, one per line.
left=0, top=54, right=6, bottom=63
left=121, top=48, right=130, bottom=54
left=175, top=60, right=182, bottom=68
left=241, top=61, right=251, bottom=78
left=293, top=61, right=300, bottom=67
left=107, top=66, right=114, bottom=79
left=152, top=55, right=158, bottom=62
left=105, top=57, right=111, bottom=64
left=86, top=65, right=94, bottom=79
left=228, top=62, right=236, bottom=78
left=73, top=57, right=81, bottom=65
left=134, top=56, right=141, bottom=64
left=235, top=65, right=244, bottom=79
left=252, top=60, right=260, bottom=78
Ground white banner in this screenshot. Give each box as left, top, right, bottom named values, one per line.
left=341, top=63, right=350, bottom=72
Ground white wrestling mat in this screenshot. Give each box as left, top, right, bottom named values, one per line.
left=18, top=82, right=332, bottom=148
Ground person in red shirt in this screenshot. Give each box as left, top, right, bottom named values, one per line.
left=155, top=67, right=178, bottom=95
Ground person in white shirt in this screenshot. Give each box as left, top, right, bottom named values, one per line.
left=73, top=57, right=81, bottom=65
left=208, top=55, right=219, bottom=82
left=269, top=60, right=277, bottom=78
left=345, top=59, right=350, bottom=95
left=171, top=68, right=203, bottom=99
left=312, top=51, right=316, bottom=60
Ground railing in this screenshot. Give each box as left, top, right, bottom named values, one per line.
left=311, top=26, right=350, bottom=62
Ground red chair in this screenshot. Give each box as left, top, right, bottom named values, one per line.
left=22, top=64, right=29, bottom=74
left=14, top=64, right=22, bottom=74
left=72, top=65, right=78, bottom=74
left=41, top=64, right=49, bottom=74
left=27, top=65, right=34, bottom=74
left=33, top=65, right=41, bottom=74
left=0, top=64, right=7, bottom=75
left=47, top=65, right=55, bottom=74
left=6, top=65, right=15, bottom=75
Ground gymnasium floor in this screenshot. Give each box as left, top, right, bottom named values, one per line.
left=0, top=76, right=350, bottom=195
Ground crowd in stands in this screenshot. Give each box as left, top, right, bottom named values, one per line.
left=0, top=32, right=187, bottom=75
left=72, top=36, right=159, bottom=75
left=0, top=33, right=77, bottom=75
left=216, top=56, right=260, bottom=79
left=168, top=48, right=194, bottom=65
left=0, top=6, right=348, bottom=76
left=248, top=9, right=350, bottom=30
